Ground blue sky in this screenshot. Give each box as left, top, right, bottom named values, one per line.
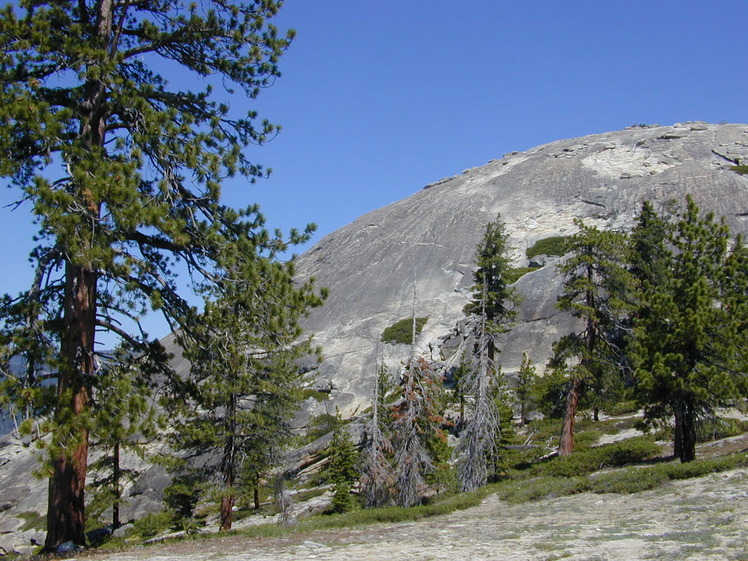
left=2, top=0, right=748, bottom=342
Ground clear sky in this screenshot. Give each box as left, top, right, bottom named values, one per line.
left=2, top=0, right=748, bottom=342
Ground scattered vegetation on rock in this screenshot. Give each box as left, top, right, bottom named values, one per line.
left=381, top=317, right=429, bottom=344
left=526, top=235, right=570, bottom=260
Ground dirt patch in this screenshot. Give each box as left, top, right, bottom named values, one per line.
left=71, top=465, right=748, bottom=561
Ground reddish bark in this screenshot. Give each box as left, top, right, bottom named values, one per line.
left=44, top=263, right=97, bottom=551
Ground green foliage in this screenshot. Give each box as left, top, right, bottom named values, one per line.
left=0, top=0, right=305, bottom=548
left=162, top=473, right=206, bottom=529
left=129, top=512, right=175, bottom=539
left=498, top=476, right=592, bottom=503
left=17, top=511, right=45, bottom=532
left=533, top=368, right=569, bottom=419
left=323, top=419, right=360, bottom=513
left=87, top=347, right=165, bottom=528
left=604, top=400, right=640, bottom=416
left=730, top=164, right=748, bottom=175
left=552, top=220, right=634, bottom=453
left=381, top=317, right=428, bottom=345
left=464, top=214, right=518, bottom=331
left=498, top=450, right=748, bottom=503
left=235, top=485, right=492, bottom=539
left=534, top=437, right=661, bottom=478
left=506, top=266, right=542, bottom=284
left=168, top=246, right=325, bottom=530
left=303, top=413, right=343, bottom=444
left=515, top=353, right=541, bottom=425
left=630, top=197, right=748, bottom=462
left=526, top=236, right=570, bottom=259
left=695, top=416, right=748, bottom=443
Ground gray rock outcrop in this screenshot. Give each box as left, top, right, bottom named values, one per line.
left=294, top=122, right=748, bottom=415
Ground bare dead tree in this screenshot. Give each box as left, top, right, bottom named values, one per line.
left=359, top=360, right=394, bottom=507
left=456, top=287, right=501, bottom=492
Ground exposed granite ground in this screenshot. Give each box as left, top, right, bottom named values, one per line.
left=69, top=466, right=748, bottom=561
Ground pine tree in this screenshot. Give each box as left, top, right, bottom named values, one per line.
left=0, top=1, right=297, bottom=548
left=515, top=353, right=540, bottom=427
left=456, top=215, right=517, bottom=490
left=325, top=417, right=360, bottom=513
left=87, top=347, right=164, bottom=530
left=171, top=254, right=324, bottom=531
left=392, top=289, right=444, bottom=507
left=464, top=214, right=518, bottom=362
left=554, top=221, right=632, bottom=455
left=392, top=356, right=442, bottom=507
left=630, top=197, right=748, bottom=462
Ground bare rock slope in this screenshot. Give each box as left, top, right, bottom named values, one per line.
left=296, top=122, right=748, bottom=415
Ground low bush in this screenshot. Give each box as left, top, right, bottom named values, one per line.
left=590, top=468, right=666, bottom=494
left=526, top=236, right=569, bottom=260
left=604, top=400, right=640, bottom=416
left=129, top=511, right=174, bottom=538
left=535, top=436, right=661, bottom=478
left=497, top=476, right=591, bottom=504
left=506, top=266, right=541, bottom=284
left=381, top=317, right=428, bottom=345
left=696, top=416, right=748, bottom=443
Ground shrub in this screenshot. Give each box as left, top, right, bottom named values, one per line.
left=604, top=400, right=640, bottom=416
left=536, top=436, right=660, bottom=478
left=590, top=468, right=666, bottom=494
left=696, top=416, right=747, bottom=443
left=506, top=266, right=541, bottom=284
left=497, top=476, right=591, bottom=503
left=381, top=317, right=428, bottom=345
left=526, top=236, right=569, bottom=260
left=129, top=511, right=174, bottom=538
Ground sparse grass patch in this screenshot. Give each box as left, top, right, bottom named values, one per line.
left=506, top=266, right=541, bottom=283
left=17, top=511, right=45, bottom=531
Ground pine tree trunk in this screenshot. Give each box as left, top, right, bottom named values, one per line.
left=220, top=397, right=237, bottom=531
left=44, top=263, right=97, bottom=551
left=112, top=442, right=121, bottom=530
left=674, top=401, right=697, bottom=463
left=44, top=0, right=114, bottom=548
left=559, top=377, right=582, bottom=456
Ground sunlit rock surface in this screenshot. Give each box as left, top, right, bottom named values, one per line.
left=293, top=122, right=748, bottom=415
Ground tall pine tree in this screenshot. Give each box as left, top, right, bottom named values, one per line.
left=171, top=251, right=324, bottom=531
left=456, top=214, right=516, bottom=489
left=553, top=221, right=632, bottom=455
left=0, top=0, right=298, bottom=549
left=630, top=197, right=748, bottom=462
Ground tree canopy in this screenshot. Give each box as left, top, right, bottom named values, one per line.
left=630, top=197, right=748, bottom=462
left=0, top=0, right=313, bottom=550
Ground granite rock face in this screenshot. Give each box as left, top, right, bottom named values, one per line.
left=294, top=122, right=748, bottom=415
